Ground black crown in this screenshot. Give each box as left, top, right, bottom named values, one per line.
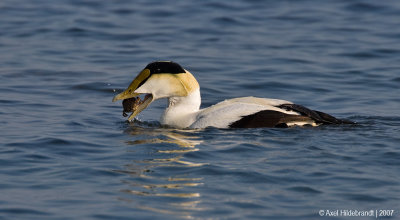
left=145, top=61, right=185, bottom=74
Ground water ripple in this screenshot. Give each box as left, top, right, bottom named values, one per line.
left=1, top=0, right=400, bottom=219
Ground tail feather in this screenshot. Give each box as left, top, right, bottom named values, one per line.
left=314, top=110, right=355, bottom=125
left=278, top=104, right=355, bottom=125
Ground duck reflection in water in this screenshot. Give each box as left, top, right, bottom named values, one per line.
left=114, top=122, right=206, bottom=218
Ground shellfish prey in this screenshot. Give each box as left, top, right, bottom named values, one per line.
left=122, top=97, right=141, bottom=117
left=120, top=94, right=153, bottom=122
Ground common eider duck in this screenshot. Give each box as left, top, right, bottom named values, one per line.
left=113, top=61, right=354, bottom=128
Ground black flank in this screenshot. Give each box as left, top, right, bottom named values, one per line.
left=229, top=110, right=314, bottom=128
left=229, top=104, right=354, bottom=128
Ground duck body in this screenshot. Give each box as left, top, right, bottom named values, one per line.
left=190, top=96, right=300, bottom=129
left=113, top=61, right=354, bottom=129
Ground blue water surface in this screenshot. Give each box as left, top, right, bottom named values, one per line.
left=1, top=0, right=399, bottom=219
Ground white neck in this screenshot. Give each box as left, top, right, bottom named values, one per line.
left=160, top=89, right=201, bottom=128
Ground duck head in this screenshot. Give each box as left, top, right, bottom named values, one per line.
left=112, top=61, right=199, bottom=121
